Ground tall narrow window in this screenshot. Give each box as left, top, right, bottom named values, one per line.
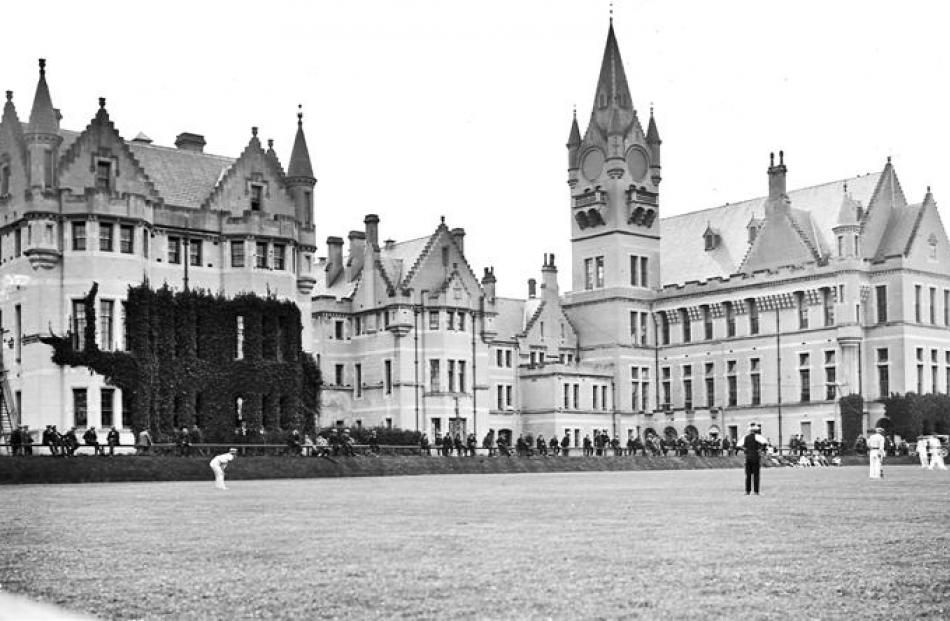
left=0, top=164, right=9, bottom=195
left=915, top=285, right=922, bottom=322
left=458, top=361, right=466, bottom=393
left=630, top=255, right=639, bottom=286
left=705, top=363, right=715, bottom=408
left=660, top=312, right=670, bottom=345
left=235, top=315, right=245, bottom=360
left=334, top=364, right=344, bottom=385
left=101, top=388, right=115, bottom=427
left=119, top=225, right=133, bottom=254
left=95, top=160, right=112, bottom=192
left=44, top=149, right=54, bottom=188
left=255, top=242, right=268, bottom=268
left=99, top=300, right=114, bottom=351
left=824, top=351, right=837, bottom=400
left=796, top=292, right=808, bottom=329
left=748, top=299, right=759, bottom=335
left=71, top=299, right=86, bottom=350
left=661, top=367, right=671, bottom=408
left=384, top=360, right=392, bottom=394
left=168, top=237, right=181, bottom=264
left=99, top=223, right=114, bottom=252
left=429, top=359, right=441, bottom=392
left=14, top=304, right=21, bottom=362
left=682, top=365, right=693, bottom=410
left=702, top=305, right=713, bottom=340
left=945, top=290, right=949, bottom=326
left=143, top=229, right=150, bottom=258
left=799, top=353, right=811, bottom=402
left=875, top=285, right=887, bottom=323
left=822, top=288, right=835, bottom=327
left=640, top=257, right=648, bottom=288
left=680, top=309, right=691, bottom=343
left=250, top=184, right=263, bottom=211
left=584, top=258, right=594, bottom=290
left=929, top=287, right=937, bottom=324
left=122, top=302, right=129, bottom=352
left=595, top=256, right=605, bottom=288
left=573, top=384, right=579, bottom=410
left=565, top=383, right=572, bottom=409
left=14, top=227, right=21, bottom=257
left=727, top=360, right=737, bottom=407
left=725, top=302, right=736, bottom=337
left=876, top=348, right=889, bottom=398
left=73, top=388, right=88, bottom=427
left=189, top=239, right=202, bottom=267
left=273, top=244, right=285, bottom=270
left=355, top=364, right=362, bottom=398
left=448, top=360, right=456, bottom=392
left=429, top=311, right=439, bottom=330
left=231, top=241, right=245, bottom=267
left=750, top=358, right=761, bottom=406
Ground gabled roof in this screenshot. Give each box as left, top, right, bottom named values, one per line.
left=494, top=297, right=526, bottom=342
left=661, top=171, right=881, bottom=285
left=201, top=129, right=288, bottom=209
left=130, top=141, right=233, bottom=209
left=877, top=203, right=922, bottom=258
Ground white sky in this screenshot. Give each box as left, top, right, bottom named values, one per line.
left=4, top=0, right=949, bottom=298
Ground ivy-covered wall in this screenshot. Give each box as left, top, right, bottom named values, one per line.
left=41, top=283, right=321, bottom=442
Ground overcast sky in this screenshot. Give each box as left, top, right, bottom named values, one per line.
left=4, top=0, right=949, bottom=298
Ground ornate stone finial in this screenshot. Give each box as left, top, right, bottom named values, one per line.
left=5, top=91, right=11, bottom=102
left=887, top=155, right=891, bottom=164
left=297, top=104, right=303, bottom=126
left=98, top=97, right=106, bottom=109
left=609, top=0, right=613, bottom=22
left=843, top=181, right=848, bottom=194
left=267, top=138, right=274, bottom=149
left=39, top=58, right=46, bottom=75
left=770, top=152, right=775, bottom=167
left=650, top=102, right=654, bottom=116
left=927, top=185, right=932, bottom=193
left=440, top=215, right=445, bottom=225
left=251, top=126, right=258, bottom=137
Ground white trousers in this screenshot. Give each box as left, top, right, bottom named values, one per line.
left=919, top=447, right=930, bottom=467
left=869, top=449, right=883, bottom=479
left=211, top=464, right=227, bottom=489
left=930, top=451, right=947, bottom=470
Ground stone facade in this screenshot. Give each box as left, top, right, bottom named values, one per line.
left=314, top=21, right=950, bottom=451
left=0, top=61, right=316, bottom=440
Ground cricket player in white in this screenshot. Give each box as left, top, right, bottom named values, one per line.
left=917, top=436, right=930, bottom=468
left=928, top=436, right=947, bottom=470
left=867, top=428, right=885, bottom=479
left=210, top=448, right=238, bottom=490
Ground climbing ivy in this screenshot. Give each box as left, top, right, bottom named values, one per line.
left=41, top=282, right=321, bottom=442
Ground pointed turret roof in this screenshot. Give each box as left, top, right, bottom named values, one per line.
left=28, top=59, right=59, bottom=134
left=287, top=106, right=314, bottom=180
left=835, top=185, right=861, bottom=227
left=588, top=21, right=636, bottom=137
left=566, top=109, right=581, bottom=147
left=646, top=107, right=661, bottom=144
left=1, top=90, right=27, bottom=166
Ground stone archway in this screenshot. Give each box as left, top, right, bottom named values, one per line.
left=663, top=426, right=678, bottom=441
left=643, top=427, right=657, bottom=439
left=684, top=425, right=699, bottom=440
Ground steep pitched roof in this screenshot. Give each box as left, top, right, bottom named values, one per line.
left=739, top=205, right=821, bottom=273
left=201, top=128, right=289, bottom=209
left=585, top=21, right=639, bottom=141
left=494, top=297, right=526, bottom=342
left=1, top=91, right=27, bottom=167
left=27, top=60, right=58, bottom=134
left=660, top=172, right=881, bottom=285
left=129, top=141, right=233, bottom=209
left=876, top=203, right=922, bottom=258
left=287, top=110, right=314, bottom=179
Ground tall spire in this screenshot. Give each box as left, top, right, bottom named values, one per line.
left=287, top=105, right=314, bottom=179
left=646, top=106, right=661, bottom=145
left=28, top=59, right=59, bottom=134
left=589, top=20, right=634, bottom=136
left=566, top=107, right=581, bottom=147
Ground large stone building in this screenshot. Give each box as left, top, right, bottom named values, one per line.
left=4, top=20, right=949, bottom=449
left=313, top=21, right=950, bottom=449
left=0, top=60, right=317, bottom=439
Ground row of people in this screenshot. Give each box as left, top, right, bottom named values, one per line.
left=10, top=425, right=122, bottom=456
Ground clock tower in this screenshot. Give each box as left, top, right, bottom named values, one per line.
left=566, top=19, right=661, bottom=294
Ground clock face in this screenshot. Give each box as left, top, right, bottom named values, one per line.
left=581, top=149, right=605, bottom=181
left=626, top=147, right=649, bottom=181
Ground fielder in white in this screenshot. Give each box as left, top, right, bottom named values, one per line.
left=917, top=436, right=930, bottom=468
left=210, top=448, right=238, bottom=490
left=928, top=436, right=947, bottom=470
left=867, top=428, right=886, bottom=479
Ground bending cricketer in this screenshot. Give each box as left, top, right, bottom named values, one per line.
left=210, top=448, right=238, bottom=490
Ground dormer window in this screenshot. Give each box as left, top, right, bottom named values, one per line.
left=95, top=159, right=112, bottom=192
left=747, top=219, right=763, bottom=245
left=703, top=230, right=720, bottom=251
left=250, top=184, right=263, bottom=211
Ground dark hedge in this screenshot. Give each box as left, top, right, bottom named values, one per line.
left=41, top=282, right=321, bottom=442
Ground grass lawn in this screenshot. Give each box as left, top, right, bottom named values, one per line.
left=1, top=465, right=948, bottom=619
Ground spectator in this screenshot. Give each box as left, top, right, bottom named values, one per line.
left=10, top=425, right=21, bottom=456
left=611, top=436, right=622, bottom=456
left=136, top=428, right=153, bottom=455
left=20, top=426, right=33, bottom=456
left=466, top=432, right=477, bottom=456
left=582, top=434, right=592, bottom=457
left=516, top=435, right=528, bottom=457
left=315, top=434, right=330, bottom=457
left=288, top=429, right=303, bottom=456
left=107, top=427, right=120, bottom=456
left=482, top=429, right=495, bottom=456
left=420, top=433, right=431, bottom=456
left=41, top=425, right=56, bottom=456
left=83, top=426, right=103, bottom=456
left=549, top=435, right=560, bottom=456
left=63, top=427, right=80, bottom=457
left=560, top=432, right=570, bottom=457
left=536, top=434, right=547, bottom=456
left=191, top=425, right=205, bottom=456
left=302, top=434, right=315, bottom=457
left=176, top=427, right=191, bottom=457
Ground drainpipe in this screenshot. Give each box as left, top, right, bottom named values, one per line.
left=419, top=289, right=428, bottom=432
left=471, top=304, right=477, bottom=437
left=776, top=307, right=783, bottom=451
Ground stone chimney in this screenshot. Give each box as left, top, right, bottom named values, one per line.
left=481, top=267, right=496, bottom=302
left=325, top=236, right=344, bottom=285
left=175, top=132, right=206, bottom=153
left=767, top=150, right=787, bottom=200
left=347, top=230, right=366, bottom=281
left=528, top=278, right=537, bottom=299
left=450, top=227, right=465, bottom=254
left=541, top=253, right=558, bottom=297
left=364, top=214, right=379, bottom=250
left=384, top=239, right=395, bottom=250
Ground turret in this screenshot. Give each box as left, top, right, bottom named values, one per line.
left=481, top=267, right=496, bottom=303
left=24, top=59, right=62, bottom=190
left=286, top=105, right=316, bottom=227
left=646, top=106, right=661, bottom=185
left=566, top=109, right=581, bottom=184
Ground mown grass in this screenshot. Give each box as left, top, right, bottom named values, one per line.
left=1, top=466, right=948, bottom=619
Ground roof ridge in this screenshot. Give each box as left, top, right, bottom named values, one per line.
left=522, top=299, right=547, bottom=337
left=128, top=140, right=234, bottom=162
left=784, top=210, right=822, bottom=262
left=663, top=172, right=881, bottom=222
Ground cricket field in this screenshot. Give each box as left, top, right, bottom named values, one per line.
left=1, top=465, right=948, bottom=619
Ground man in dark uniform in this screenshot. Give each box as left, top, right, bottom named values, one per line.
left=560, top=432, right=570, bottom=457
left=107, top=427, right=121, bottom=456
left=742, top=422, right=768, bottom=495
